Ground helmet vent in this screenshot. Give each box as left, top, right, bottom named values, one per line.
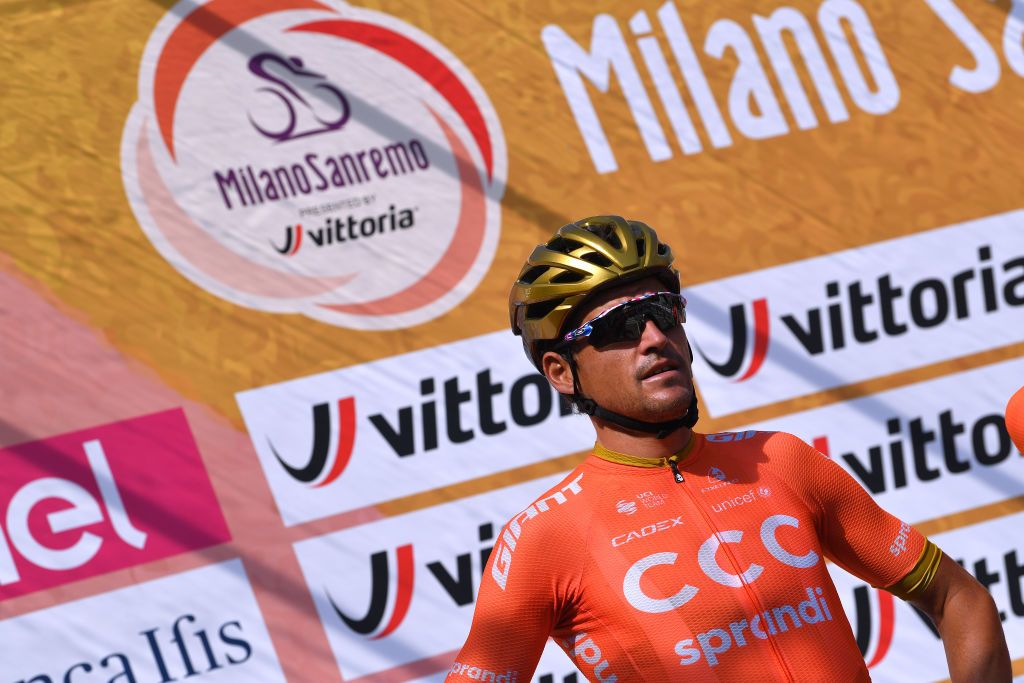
left=580, top=251, right=613, bottom=267
left=520, top=265, right=547, bottom=284
left=526, top=299, right=560, bottom=320
left=549, top=236, right=585, bottom=254
left=550, top=270, right=585, bottom=284
left=593, top=224, right=622, bottom=249
left=636, top=237, right=647, bottom=256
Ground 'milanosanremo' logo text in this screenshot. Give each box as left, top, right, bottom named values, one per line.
left=122, top=0, right=506, bottom=330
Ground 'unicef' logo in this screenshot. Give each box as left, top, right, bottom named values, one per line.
left=121, top=0, right=506, bottom=330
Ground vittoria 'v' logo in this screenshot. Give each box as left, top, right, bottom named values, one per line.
left=270, top=397, right=356, bottom=487
left=852, top=585, right=895, bottom=668
left=271, top=225, right=302, bottom=256
left=329, top=544, right=415, bottom=639
left=695, top=299, right=770, bottom=382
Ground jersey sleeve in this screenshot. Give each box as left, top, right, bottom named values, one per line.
left=766, top=432, right=928, bottom=593
left=446, top=488, right=586, bottom=682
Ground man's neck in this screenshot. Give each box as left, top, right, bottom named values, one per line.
left=593, top=421, right=692, bottom=459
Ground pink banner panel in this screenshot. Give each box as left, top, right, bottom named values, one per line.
left=0, top=409, right=231, bottom=601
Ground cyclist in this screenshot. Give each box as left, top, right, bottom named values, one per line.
left=448, top=216, right=1010, bottom=682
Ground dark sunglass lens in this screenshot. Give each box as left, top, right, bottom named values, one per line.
left=649, top=305, right=679, bottom=331
left=586, top=305, right=636, bottom=348
left=585, top=294, right=684, bottom=349
left=654, top=294, right=685, bottom=324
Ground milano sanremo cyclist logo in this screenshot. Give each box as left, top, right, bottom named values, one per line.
left=121, top=0, right=506, bottom=329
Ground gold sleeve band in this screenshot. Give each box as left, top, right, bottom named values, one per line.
left=887, top=540, right=942, bottom=601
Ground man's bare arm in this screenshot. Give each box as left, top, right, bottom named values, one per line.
left=910, top=552, right=1011, bottom=683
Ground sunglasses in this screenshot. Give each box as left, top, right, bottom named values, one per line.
left=561, top=291, right=687, bottom=349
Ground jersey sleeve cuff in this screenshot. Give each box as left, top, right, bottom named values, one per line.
left=886, top=540, right=942, bottom=601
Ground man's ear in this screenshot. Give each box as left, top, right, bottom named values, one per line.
left=541, top=351, right=574, bottom=395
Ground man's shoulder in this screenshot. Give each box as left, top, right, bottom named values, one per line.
left=702, top=430, right=822, bottom=468
left=516, top=467, right=590, bottom=523
left=703, top=429, right=770, bottom=446
left=488, top=466, right=593, bottom=590
left=496, top=466, right=595, bottom=543
left=703, top=429, right=812, bottom=450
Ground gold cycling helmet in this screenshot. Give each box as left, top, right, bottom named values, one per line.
left=509, top=215, right=679, bottom=368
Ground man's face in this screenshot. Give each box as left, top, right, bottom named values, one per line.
left=565, top=276, right=694, bottom=423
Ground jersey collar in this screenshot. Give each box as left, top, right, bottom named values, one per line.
left=592, top=432, right=700, bottom=469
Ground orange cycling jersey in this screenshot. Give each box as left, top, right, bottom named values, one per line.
left=448, top=431, right=932, bottom=682
left=1007, top=385, right=1024, bottom=455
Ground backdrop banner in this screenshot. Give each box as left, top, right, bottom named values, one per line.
left=2, top=0, right=1023, bottom=681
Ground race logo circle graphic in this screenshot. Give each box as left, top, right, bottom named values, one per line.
left=121, top=0, right=506, bottom=329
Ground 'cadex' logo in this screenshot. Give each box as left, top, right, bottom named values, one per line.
left=121, top=0, right=507, bottom=330
left=694, top=299, right=770, bottom=382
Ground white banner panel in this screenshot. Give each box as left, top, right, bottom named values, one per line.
left=687, top=209, right=1024, bottom=416
left=0, top=559, right=285, bottom=682
left=237, top=332, right=593, bottom=525
left=292, top=473, right=581, bottom=681
left=829, top=512, right=1024, bottom=682
left=739, top=358, right=1024, bottom=523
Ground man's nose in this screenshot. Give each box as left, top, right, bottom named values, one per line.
left=638, top=319, right=669, bottom=352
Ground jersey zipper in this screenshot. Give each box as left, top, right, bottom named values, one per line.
left=668, top=466, right=797, bottom=683
left=669, top=458, right=684, bottom=483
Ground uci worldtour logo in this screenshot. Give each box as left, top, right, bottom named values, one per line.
left=121, top=0, right=507, bottom=330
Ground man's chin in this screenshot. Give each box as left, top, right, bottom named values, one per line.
left=640, top=391, right=694, bottom=423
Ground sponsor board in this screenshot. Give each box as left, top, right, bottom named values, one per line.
left=291, top=473, right=583, bottom=681
left=686, top=209, right=1024, bottom=415
left=236, top=331, right=594, bottom=525
left=543, top=0, right=902, bottom=174
left=0, top=559, right=285, bottom=682
left=829, top=511, right=1024, bottom=681
left=0, top=409, right=230, bottom=601
left=122, top=0, right=506, bottom=330
left=738, top=358, right=1024, bottom=524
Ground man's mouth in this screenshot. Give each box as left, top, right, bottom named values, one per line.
left=640, top=360, right=681, bottom=381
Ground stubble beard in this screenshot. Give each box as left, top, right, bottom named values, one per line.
left=634, top=384, right=693, bottom=422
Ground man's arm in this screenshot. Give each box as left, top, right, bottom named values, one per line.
left=909, top=552, right=1011, bottom=683
left=446, top=498, right=582, bottom=682
left=447, top=588, right=551, bottom=683
left=446, top=535, right=553, bottom=681
left=770, top=432, right=1012, bottom=681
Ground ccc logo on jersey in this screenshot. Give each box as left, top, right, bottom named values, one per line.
left=622, top=514, right=818, bottom=614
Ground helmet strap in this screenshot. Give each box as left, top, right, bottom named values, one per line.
left=563, top=350, right=699, bottom=439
